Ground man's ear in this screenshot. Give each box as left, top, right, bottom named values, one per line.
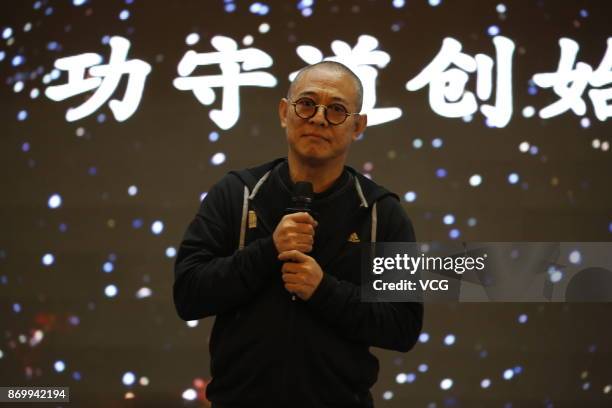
left=279, top=98, right=288, bottom=128
left=352, top=113, right=367, bottom=140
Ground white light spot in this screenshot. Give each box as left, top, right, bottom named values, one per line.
left=396, top=373, right=407, bottom=384
left=508, top=173, right=519, bottom=184
left=200, top=192, right=208, bottom=202
left=128, top=185, right=138, bottom=196
left=242, top=35, right=254, bottom=46
left=30, top=88, right=40, bottom=98
left=487, top=25, right=500, bottom=36
left=119, top=9, right=130, bottom=20
left=580, top=117, right=591, bottom=128
left=481, top=378, right=491, bottom=388
left=443, top=334, right=456, bottom=346
left=428, top=0, right=441, bottom=6
left=2, top=27, right=13, bottom=39
left=103, top=262, right=114, bottom=273
left=105, top=284, right=118, bottom=298
left=382, top=391, right=394, bottom=400
left=469, top=174, right=482, bottom=187
left=602, top=141, right=610, bottom=152
left=187, top=320, right=199, bottom=328
left=122, top=371, right=136, bottom=386
left=185, top=33, right=200, bottom=45
left=13, top=81, right=24, bottom=93
left=443, top=214, right=455, bottom=225
left=419, top=332, right=430, bottom=343
left=522, top=106, right=535, bottom=118
left=592, top=139, right=601, bottom=149
left=48, top=193, right=62, bottom=209
left=211, top=152, right=226, bottom=166
left=569, top=250, right=582, bottom=265
left=518, top=313, right=528, bottom=324
left=440, top=378, right=453, bottom=390
left=42, top=253, right=55, bottom=266
left=166, top=247, right=177, bottom=258
left=258, top=23, right=270, bottom=34
left=412, top=138, right=423, bottom=149
left=432, top=137, right=443, bottom=148
left=139, top=376, right=149, bottom=386
left=182, top=389, right=197, bottom=401
left=519, top=141, right=530, bottom=153
left=136, top=287, right=152, bottom=299
left=604, top=385, right=611, bottom=394
left=151, top=220, right=164, bottom=235
left=54, top=360, right=66, bottom=372
left=503, top=368, right=514, bottom=380
left=404, top=191, right=417, bottom=203
left=496, top=3, right=506, bottom=13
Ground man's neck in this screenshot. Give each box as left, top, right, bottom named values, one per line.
left=287, top=154, right=345, bottom=193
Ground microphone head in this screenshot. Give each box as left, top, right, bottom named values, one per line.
left=293, top=181, right=313, bottom=204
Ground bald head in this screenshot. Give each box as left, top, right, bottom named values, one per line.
left=287, top=61, right=364, bottom=112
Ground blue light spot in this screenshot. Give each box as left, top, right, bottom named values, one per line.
left=508, top=173, right=519, bottom=184
left=418, top=364, right=428, bottom=373
left=608, top=222, right=612, bottom=233
left=443, top=334, right=456, bottom=346
left=45, top=7, right=53, bottom=16
left=47, top=41, right=59, bottom=51
left=258, top=4, right=269, bottom=15
left=103, top=262, right=114, bottom=273
left=225, top=3, right=236, bottom=12
left=34, top=1, right=42, bottom=9
left=2, top=27, right=13, bottom=39
left=119, top=10, right=130, bottom=20
left=22, top=142, right=30, bottom=152
left=125, top=0, right=134, bottom=4
left=301, top=7, right=312, bottom=17
left=12, top=54, right=25, bottom=66
left=88, top=166, right=97, bottom=176
left=404, top=191, right=417, bottom=202
left=54, top=360, right=66, bottom=372
left=449, top=229, right=460, bottom=239
left=488, top=25, right=500, bottom=36
left=97, top=113, right=106, bottom=123
left=72, top=371, right=82, bottom=381
left=518, top=313, right=528, bottom=324
left=432, top=138, right=443, bottom=148
left=132, top=218, right=143, bottom=229
left=418, top=332, right=430, bottom=343
left=68, top=315, right=80, bottom=325
left=528, top=85, right=537, bottom=95
left=513, top=365, right=523, bottom=375
left=101, top=35, right=110, bottom=45
left=529, top=145, right=538, bottom=155
left=250, top=2, right=262, bottom=13
left=1, top=275, right=8, bottom=285
left=59, top=223, right=68, bottom=232
left=13, top=303, right=21, bottom=313
left=579, top=9, right=588, bottom=18
left=435, top=168, right=447, bottom=178
left=0, top=51, right=5, bottom=61
left=209, top=131, right=219, bottom=142
left=406, top=372, right=416, bottom=383
left=108, top=253, right=117, bottom=262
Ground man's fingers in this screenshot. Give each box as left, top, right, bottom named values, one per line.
left=286, top=212, right=317, bottom=226
left=282, top=273, right=302, bottom=284
left=278, top=249, right=309, bottom=263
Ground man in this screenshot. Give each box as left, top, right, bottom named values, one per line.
left=173, top=61, right=423, bottom=408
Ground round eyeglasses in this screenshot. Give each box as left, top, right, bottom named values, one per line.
left=290, top=98, right=360, bottom=125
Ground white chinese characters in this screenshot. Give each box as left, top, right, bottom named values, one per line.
left=290, top=35, right=402, bottom=126
left=406, top=36, right=515, bottom=128
left=533, top=37, right=612, bottom=121
left=45, top=36, right=151, bottom=122
left=173, top=36, right=277, bottom=130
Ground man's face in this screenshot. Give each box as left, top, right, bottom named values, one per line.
left=278, top=67, right=367, bottom=165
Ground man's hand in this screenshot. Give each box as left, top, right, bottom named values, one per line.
left=273, top=212, right=317, bottom=254
left=278, top=250, right=324, bottom=301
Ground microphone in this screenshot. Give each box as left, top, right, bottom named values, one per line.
left=285, top=182, right=314, bottom=301
left=285, top=181, right=313, bottom=214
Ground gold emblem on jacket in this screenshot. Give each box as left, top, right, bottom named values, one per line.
left=348, top=232, right=360, bottom=243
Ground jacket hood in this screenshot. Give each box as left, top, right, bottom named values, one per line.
left=230, top=157, right=398, bottom=207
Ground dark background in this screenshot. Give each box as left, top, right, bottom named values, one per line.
left=1, top=0, right=611, bottom=407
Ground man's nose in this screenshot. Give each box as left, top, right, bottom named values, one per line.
left=308, top=106, right=328, bottom=127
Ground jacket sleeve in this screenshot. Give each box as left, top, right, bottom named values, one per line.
left=173, top=175, right=282, bottom=321
left=306, top=195, right=424, bottom=352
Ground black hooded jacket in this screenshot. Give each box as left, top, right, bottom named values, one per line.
left=173, top=158, right=423, bottom=408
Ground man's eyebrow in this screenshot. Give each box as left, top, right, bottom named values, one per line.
left=296, top=91, right=350, bottom=106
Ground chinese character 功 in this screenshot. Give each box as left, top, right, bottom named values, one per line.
left=45, top=36, right=151, bottom=122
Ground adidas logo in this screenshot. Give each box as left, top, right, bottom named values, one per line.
left=348, top=232, right=360, bottom=243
